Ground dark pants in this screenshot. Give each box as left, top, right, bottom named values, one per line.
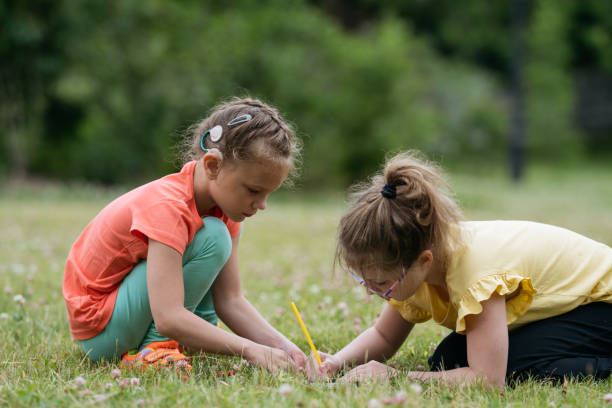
left=428, top=302, right=612, bottom=382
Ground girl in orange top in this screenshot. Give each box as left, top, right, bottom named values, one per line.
left=63, top=98, right=306, bottom=372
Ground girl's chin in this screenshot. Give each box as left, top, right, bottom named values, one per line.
left=389, top=293, right=410, bottom=302
left=227, top=213, right=245, bottom=222
left=217, top=207, right=244, bottom=222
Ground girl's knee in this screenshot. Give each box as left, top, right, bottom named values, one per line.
left=78, top=325, right=140, bottom=362
left=188, top=217, right=232, bottom=265
left=79, top=341, right=115, bottom=363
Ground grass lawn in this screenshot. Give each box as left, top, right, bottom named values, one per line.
left=1, top=162, right=611, bottom=407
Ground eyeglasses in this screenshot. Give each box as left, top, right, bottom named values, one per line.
left=343, top=265, right=409, bottom=301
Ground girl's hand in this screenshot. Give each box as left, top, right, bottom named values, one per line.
left=245, top=344, right=295, bottom=373
left=279, top=341, right=308, bottom=371
left=338, top=361, right=398, bottom=384
left=308, top=351, right=342, bottom=380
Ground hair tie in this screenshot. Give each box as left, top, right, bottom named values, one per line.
left=381, top=184, right=396, bottom=199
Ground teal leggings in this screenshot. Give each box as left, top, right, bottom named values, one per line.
left=79, top=217, right=233, bottom=362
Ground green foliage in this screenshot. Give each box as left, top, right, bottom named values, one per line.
left=569, top=0, right=612, bottom=71
left=29, top=0, right=507, bottom=185
left=525, top=1, right=582, bottom=160
left=1, top=0, right=610, bottom=185
left=0, top=0, right=71, bottom=177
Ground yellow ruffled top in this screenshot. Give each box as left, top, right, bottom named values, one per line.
left=389, top=221, right=612, bottom=334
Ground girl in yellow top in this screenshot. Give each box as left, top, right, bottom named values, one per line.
left=315, top=151, right=612, bottom=387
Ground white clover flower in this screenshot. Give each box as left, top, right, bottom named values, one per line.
left=111, top=368, right=121, bottom=379
left=367, top=398, right=381, bottom=408
left=395, top=390, right=408, bottom=403
left=93, top=394, right=108, bottom=403
left=309, top=284, right=321, bottom=294
left=13, top=294, right=25, bottom=305
left=0, top=313, right=8, bottom=320
left=130, top=377, right=140, bottom=386
left=73, top=376, right=86, bottom=387
left=11, top=263, right=25, bottom=275
left=409, top=383, right=423, bottom=394
left=604, top=393, right=612, bottom=403
left=278, top=384, right=292, bottom=396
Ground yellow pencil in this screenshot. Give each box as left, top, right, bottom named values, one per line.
left=290, top=301, right=322, bottom=366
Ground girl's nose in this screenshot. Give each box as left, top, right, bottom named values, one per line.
left=255, top=197, right=267, bottom=210
left=363, top=280, right=381, bottom=295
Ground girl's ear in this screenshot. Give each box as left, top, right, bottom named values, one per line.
left=202, top=150, right=223, bottom=180
left=416, top=249, right=434, bottom=269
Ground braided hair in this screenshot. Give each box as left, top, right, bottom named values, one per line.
left=179, top=97, right=301, bottom=183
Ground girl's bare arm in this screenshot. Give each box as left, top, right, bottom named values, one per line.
left=146, top=239, right=296, bottom=372
left=407, top=293, right=508, bottom=387
left=211, top=235, right=307, bottom=367
left=320, top=303, right=414, bottom=375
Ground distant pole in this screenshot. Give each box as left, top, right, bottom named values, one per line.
left=509, top=0, right=527, bottom=182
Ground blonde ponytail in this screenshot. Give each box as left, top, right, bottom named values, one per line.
left=336, top=150, right=462, bottom=276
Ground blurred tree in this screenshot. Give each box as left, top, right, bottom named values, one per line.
left=309, top=0, right=514, bottom=74
left=37, top=0, right=185, bottom=183
left=25, top=0, right=504, bottom=186
left=2, top=0, right=609, bottom=186
left=525, top=1, right=581, bottom=160
left=310, top=0, right=606, bottom=167
left=0, top=0, right=71, bottom=178
left=509, top=0, right=527, bottom=181
left=570, top=0, right=612, bottom=153
left=569, top=0, right=612, bottom=71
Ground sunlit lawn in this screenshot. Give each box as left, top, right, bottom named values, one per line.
left=1, top=161, right=611, bottom=407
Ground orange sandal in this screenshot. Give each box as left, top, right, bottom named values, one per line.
left=121, top=340, right=192, bottom=372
